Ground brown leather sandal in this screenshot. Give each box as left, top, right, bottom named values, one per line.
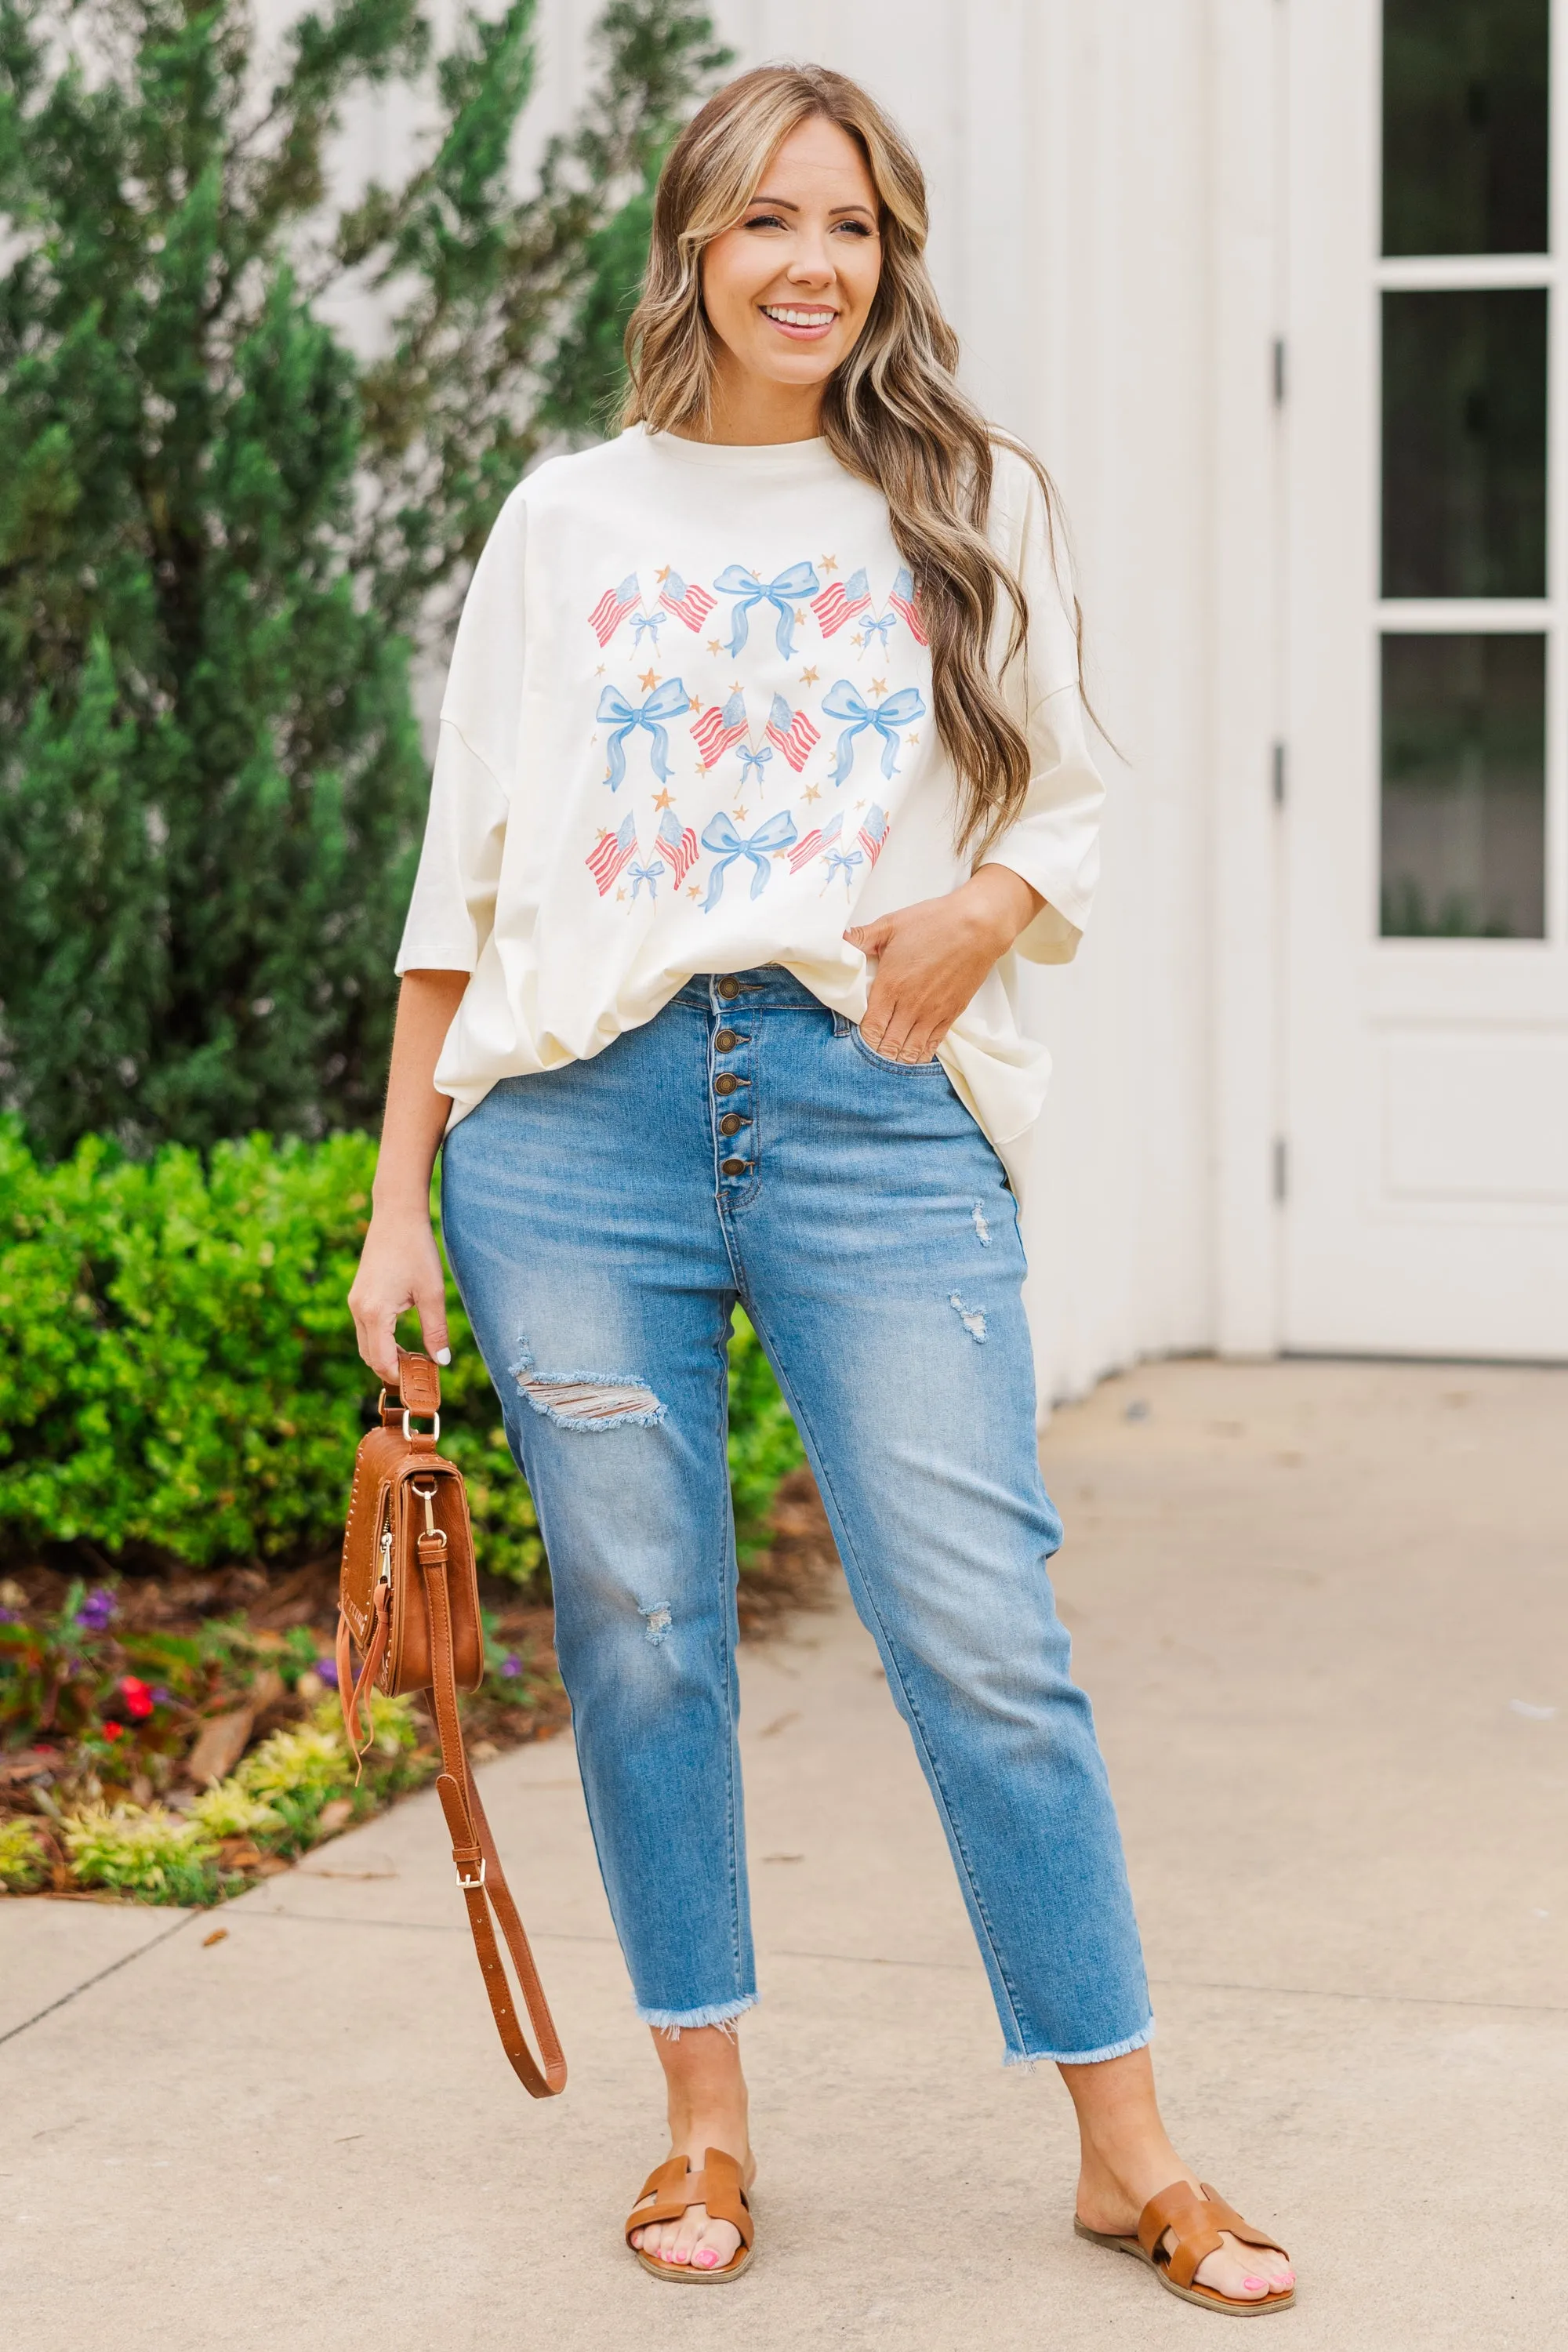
left=625, top=2148, right=754, bottom=2283
left=1075, top=2180, right=1294, bottom=2315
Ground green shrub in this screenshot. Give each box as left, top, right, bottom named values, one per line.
left=61, top=1802, right=223, bottom=1904
left=0, top=1816, right=47, bottom=1891
left=0, top=1123, right=804, bottom=1585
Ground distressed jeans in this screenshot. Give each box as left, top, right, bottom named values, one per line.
left=440, top=968, right=1152, bottom=2064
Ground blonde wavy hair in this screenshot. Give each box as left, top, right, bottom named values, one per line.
left=622, top=63, right=1084, bottom=855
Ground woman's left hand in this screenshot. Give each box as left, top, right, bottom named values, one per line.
left=845, top=866, right=1045, bottom=1064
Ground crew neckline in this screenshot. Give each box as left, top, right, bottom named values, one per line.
left=636, top=423, right=841, bottom=473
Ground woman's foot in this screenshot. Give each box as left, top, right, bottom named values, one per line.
left=627, top=2022, right=754, bottom=2273
left=1061, top=2046, right=1295, bottom=2306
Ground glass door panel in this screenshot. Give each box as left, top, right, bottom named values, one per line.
left=1381, top=289, right=1547, bottom=597
left=1381, top=633, right=1547, bottom=937
left=1383, top=0, right=1550, bottom=256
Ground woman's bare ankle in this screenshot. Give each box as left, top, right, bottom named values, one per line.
left=648, top=2023, right=752, bottom=2165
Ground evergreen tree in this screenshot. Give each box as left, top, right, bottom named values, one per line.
left=0, top=0, right=725, bottom=1159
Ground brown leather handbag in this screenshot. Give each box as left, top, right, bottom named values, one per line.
left=336, top=1348, right=566, bottom=2097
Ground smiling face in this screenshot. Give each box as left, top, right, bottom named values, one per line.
left=699, top=114, right=884, bottom=431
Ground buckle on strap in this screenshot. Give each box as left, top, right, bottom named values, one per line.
left=456, top=1853, right=486, bottom=1889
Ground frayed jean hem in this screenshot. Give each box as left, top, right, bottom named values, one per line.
left=1003, top=2016, right=1155, bottom=2071
left=635, top=1994, right=758, bottom=2033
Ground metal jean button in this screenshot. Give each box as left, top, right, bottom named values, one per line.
left=719, top=1112, right=747, bottom=1137
left=714, top=1029, right=740, bottom=1052
left=717, top=977, right=740, bottom=1000
left=713, top=1072, right=739, bottom=1096
left=720, top=1156, right=748, bottom=1177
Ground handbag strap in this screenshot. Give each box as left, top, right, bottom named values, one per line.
left=417, top=1525, right=568, bottom=2099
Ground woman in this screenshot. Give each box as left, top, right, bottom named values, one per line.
left=349, top=64, right=1296, bottom=2316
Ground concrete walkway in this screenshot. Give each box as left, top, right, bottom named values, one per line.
left=3, top=1359, right=1565, bottom=2349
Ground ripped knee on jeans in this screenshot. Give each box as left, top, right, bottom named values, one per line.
left=511, top=1348, right=665, bottom=1431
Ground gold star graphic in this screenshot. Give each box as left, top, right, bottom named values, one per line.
left=707, top=638, right=722, bottom=655
left=821, top=554, right=838, bottom=572
left=652, top=787, right=674, bottom=811
left=688, top=884, right=702, bottom=899
left=688, top=693, right=701, bottom=711
left=800, top=665, right=820, bottom=686
left=593, top=826, right=611, bottom=841
left=595, top=662, right=605, bottom=675
left=906, top=731, right=920, bottom=746
left=615, top=887, right=626, bottom=902
left=855, top=800, right=866, bottom=811
left=731, top=680, right=743, bottom=695
left=639, top=666, right=659, bottom=691
left=735, top=805, right=748, bottom=822
left=655, top=564, right=670, bottom=583
left=851, top=633, right=863, bottom=648
left=794, top=606, right=806, bottom=623
left=803, top=784, right=822, bottom=804
left=750, top=567, right=761, bottom=579
left=870, top=678, right=887, bottom=698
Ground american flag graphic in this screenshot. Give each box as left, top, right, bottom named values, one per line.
left=811, top=567, right=872, bottom=637
left=659, top=571, right=717, bottom=632
left=657, top=804, right=699, bottom=887
left=764, top=694, right=821, bottom=772
left=888, top=567, right=927, bottom=645
left=691, top=689, right=749, bottom=769
left=588, top=574, right=641, bottom=647
left=857, top=804, right=890, bottom=865
left=789, top=811, right=842, bottom=873
left=586, top=813, right=638, bottom=895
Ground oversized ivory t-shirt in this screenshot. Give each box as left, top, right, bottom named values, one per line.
left=397, top=423, right=1104, bottom=1196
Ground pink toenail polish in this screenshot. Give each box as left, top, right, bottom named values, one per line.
left=695, top=2249, right=719, bottom=2267
left=1243, top=2276, right=1267, bottom=2292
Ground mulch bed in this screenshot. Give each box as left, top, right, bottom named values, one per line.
left=0, top=1468, right=842, bottom=1892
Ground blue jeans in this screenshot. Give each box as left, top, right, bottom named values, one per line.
left=441, top=968, right=1152, bottom=2064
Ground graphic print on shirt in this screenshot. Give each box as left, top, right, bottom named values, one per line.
left=713, top=561, right=820, bottom=658
left=582, top=552, right=926, bottom=913
left=822, top=678, right=927, bottom=786
left=589, top=568, right=715, bottom=650
left=657, top=568, right=717, bottom=631
left=811, top=566, right=872, bottom=637
left=699, top=811, right=799, bottom=911
left=596, top=676, right=691, bottom=788
left=689, top=689, right=819, bottom=791
left=586, top=805, right=700, bottom=902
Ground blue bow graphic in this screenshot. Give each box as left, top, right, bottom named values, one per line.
left=859, top=611, right=897, bottom=651
left=713, top=561, right=820, bottom=659
left=736, top=742, right=773, bottom=787
left=596, top=677, right=690, bottom=789
left=700, top=810, right=798, bottom=911
left=630, top=611, right=665, bottom=644
left=627, top=858, right=666, bottom=901
left=822, top=847, right=864, bottom=891
left=821, top=681, right=927, bottom=786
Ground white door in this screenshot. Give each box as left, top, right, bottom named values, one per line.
left=1283, top=0, right=1568, bottom=1356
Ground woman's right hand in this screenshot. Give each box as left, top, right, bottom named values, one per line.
left=348, top=969, right=471, bottom=1385
left=348, top=1207, right=452, bottom=1386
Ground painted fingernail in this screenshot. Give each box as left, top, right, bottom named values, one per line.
left=695, top=2248, right=719, bottom=2267
left=436, top=1346, right=451, bottom=1364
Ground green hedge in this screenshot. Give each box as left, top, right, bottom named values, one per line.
left=0, top=1124, right=802, bottom=1585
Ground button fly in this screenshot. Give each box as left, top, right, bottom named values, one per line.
left=714, top=1029, right=740, bottom=1052
left=719, top=1112, right=746, bottom=1136
left=720, top=1157, right=748, bottom=1176
left=713, top=1072, right=739, bottom=1097
left=717, top=977, right=740, bottom=1000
